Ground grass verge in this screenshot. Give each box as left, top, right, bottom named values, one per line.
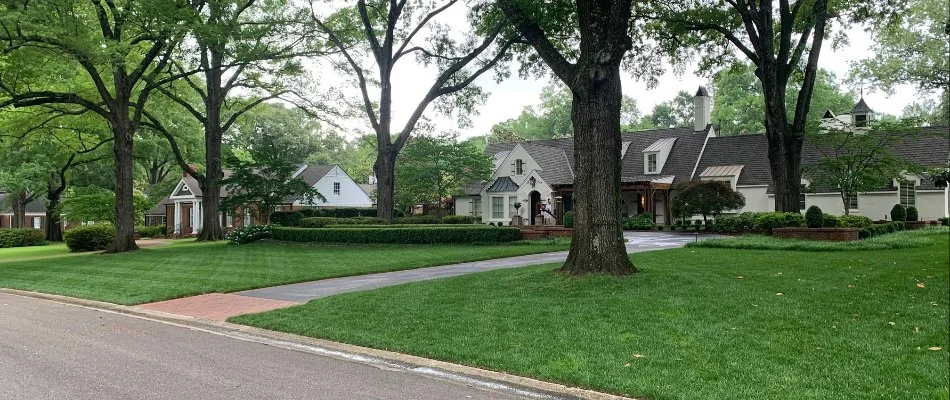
left=0, top=243, right=73, bottom=262
left=0, top=240, right=567, bottom=305
left=686, top=227, right=948, bottom=251
left=231, top=230, right=950, bottom=400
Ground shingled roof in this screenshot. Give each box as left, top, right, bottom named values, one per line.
left=0, top=193, right=48, bottom=214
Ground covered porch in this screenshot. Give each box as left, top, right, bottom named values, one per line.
left=552, top=181, right=672, bottom=226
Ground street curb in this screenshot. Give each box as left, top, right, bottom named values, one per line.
left=1, top=288, right=637, bottom=400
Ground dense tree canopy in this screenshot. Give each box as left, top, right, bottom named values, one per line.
left=395, top=133, right=492, bottom=216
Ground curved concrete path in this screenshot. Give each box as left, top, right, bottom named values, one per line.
left=138, top=232, right=721, bottom=320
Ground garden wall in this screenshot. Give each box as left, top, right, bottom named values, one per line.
left=772, top=227, right=859, bottom=241
left=517, top=226, right=572, bottom=240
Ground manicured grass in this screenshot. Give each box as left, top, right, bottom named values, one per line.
left=0, top=240, right=567, bottom=305
left=231, top=231, right=950, bottom=400
left=687, top=227, right=948, bottom=251
left=0, top=243, right=72, bottom=262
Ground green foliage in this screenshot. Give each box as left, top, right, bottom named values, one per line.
left=623, top=214, right=654, bottom=230
left=805, top=206, right=824, bottom=228
left=63, top=225, right=115, bottom=252
left=271, top=226, right=520, bottom=244
left=690, top=228, right=942, bottom=251
left=839, top=215, right=874, bottom=228
left=299, top=217, right=386, bottom=228
left=859, top=222, right=906, bottom=239
left=563, top=211, right=574, bottom=228
left=299, top=208, right=379, bottom=218
left=58, top=188, right=152, bottom=224
left=671, top=180, right=746, bottom=221
left=325, top=224, right=474, bottom=229
left=641, top=91, right=693, bottom=129
left=269, top=211, right=305, bottom=227
left=394, top=216, right=442, bottom=224
left=905, top=206, right=919, bottom=222
left=226, top=224, right=273, bottom=245
left=395, top=133, right=493, bottom=214
left=938, top=217, right=948, bottom=226
left=0, top=229, right=46, bottom=248
left=890, top=204, right=907, bottom=221
left=135, top=226, right=167, bottom=239
left=821, top=213, right=840, bottom=228
left=713, top=212, right=805, bottom=234
left=442, top=215, right=477, bottom=224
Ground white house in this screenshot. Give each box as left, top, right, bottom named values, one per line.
left=151, top=164, right=373, bottom=236
left=456, top=89, right=950, bottom=225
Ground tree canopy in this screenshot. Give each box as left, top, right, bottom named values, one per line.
left=395, top=133, right=492, bottom=216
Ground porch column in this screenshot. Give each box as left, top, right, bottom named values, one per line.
left=195, top=200, right=202, bottom=232
left=647, top=189, right=655, bottom=223
left=174, top=202, right=182, bottom=234
left=191, top=200, right=198, bottom=234
left=665, top=189, right=672, bottom=225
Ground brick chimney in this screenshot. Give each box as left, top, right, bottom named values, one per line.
left=183, top=163, right=199, bottom=177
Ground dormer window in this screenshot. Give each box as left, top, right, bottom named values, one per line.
left=515, top=159, right=524, bottom=175
left=647, top=153, right=658, bottom=173
left=854, top=114, right=868, bottom=127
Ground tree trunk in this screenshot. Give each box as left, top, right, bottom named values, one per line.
left=197, top=64, right=225, bottom=241
left=11, top=193, right=25, bottom=229
left=106, top=114, right=140, bottom=253
left=375, top=148, right=396, bottom=222
left=560, top=64, right=636, bottom=276
left=841, top=193, right=851, bottom=216
left=45, top=181, right=64, bottom=242
left=761, top=78, right=802, bottom=213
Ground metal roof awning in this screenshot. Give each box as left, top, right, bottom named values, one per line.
left=700, top=165, right=744, bottom=177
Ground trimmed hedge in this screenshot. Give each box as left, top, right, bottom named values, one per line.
left=226, top=224, right=273, bottom=244
left=63, top=225, right=115, bottom=252
left=272, top=226, right=519, bottom=244
left=135, top=225, right=167, bottom=238
left=905, top=206, right=919, bottom=222
left=443, top=215, right=477, bottom=224
left=821, top=213, right=840, bottom=228
left=0, top=228, right=46, bottom=248
left=623, top=214, right=653, bottom=230
left=394, top=216, right=441, bottom=224
left=890, top=204, right=906, bottom=221
left=299, top=217, right=385, bottom=228
left=805, top=206, right=823, bottom=228
left=712, top=212, right=805, bottom=234
left=270, top=211, right=305, bottom=227
left=563, top=211, right=574, bottom=228
left=839, top=215, right=873, bottom=228
left=325, top=224, right=474, bottom=229
left=859, top=221, right=906, bottom=239
left=940, top=217, right=949, bottom=226
left=299, top=208, right=380, bottom=218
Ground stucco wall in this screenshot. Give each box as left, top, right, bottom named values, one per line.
left=857, top=192, right=900, bottom=220
left=736, top=186, right=770, bottom=213
left=916, top=190, right=949, bottom=220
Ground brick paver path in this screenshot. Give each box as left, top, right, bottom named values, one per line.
left=137, top=293, right=300, bottom=321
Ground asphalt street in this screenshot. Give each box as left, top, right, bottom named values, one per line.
left=0, top=293, right=530, bottom=400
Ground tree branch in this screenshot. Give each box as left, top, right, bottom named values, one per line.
left=497, top=0, right=576, bottom=84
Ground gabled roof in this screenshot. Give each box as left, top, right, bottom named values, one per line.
left=146, top=198, right=172, bottom=216
left=0, top=193, right=47, bottom=214
left=486, top=176, right=519, bottom=193
left=696, top=134, right=774, bottom=187
left=295, top=164, right=335, bottom=186
left=521, top=142, right=574, bottom=185
left=643, top=137, right=677, bottom=152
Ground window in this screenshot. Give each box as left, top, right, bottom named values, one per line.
left=647, top=153, right=657, bottom=173
left=515, top=159, right=524, bottom=175
left=491, top=197, right=504, bottom=219
left=333, top=182, right=341, bottom=195
left=225, top=212, right=233, bottom=228
left=32, top=217, right=41, bottom=229
left=854, top=114, right=868, bottom=127
left=244, top=211, right=252, bottom=226
left=847, top=194, right=858, bottom=210
left=509, top=196, right=518, bottom=217
left=799, top=184, right=807, bottom=211
left=472, top=198, right=482, bottom=217
left=900, top=181, right=916, bottom=207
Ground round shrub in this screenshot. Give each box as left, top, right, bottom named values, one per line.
left=225, top=224, right=273, bottom=244
left=0, top=228, right=46, bottom=248
left=563, top=211, right=574, bottom=228
left=839, top=215, right=873, bottom=228
left=805, top=205, right=823, bottom=228
left=821, top=213, right=839, bottom=228
left=905, top=206, right=919, bottom=222
left=63, top=224, right=115, bottom=252
left=890, top=204, right=906, bottom=221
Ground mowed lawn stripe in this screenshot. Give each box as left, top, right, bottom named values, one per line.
left=231, top=231, right=949, bottom=400
left=0, top=240, right=568, bottom=305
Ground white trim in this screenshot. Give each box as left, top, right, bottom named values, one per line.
left=735, top=184, right=769, bottom=188
left=291, top=164, right=309, bottom=179
left=689, top=129, right=715, bottom=179
left=169, top=179, right=197, bottom=200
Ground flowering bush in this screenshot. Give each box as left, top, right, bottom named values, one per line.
left=226, top=224, right=273, bottom=245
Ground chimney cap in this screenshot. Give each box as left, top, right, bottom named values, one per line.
left=695, top=86, right=710, bottom=97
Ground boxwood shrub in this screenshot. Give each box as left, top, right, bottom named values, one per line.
left=940, top=217, right=949, bottom=226
left=623, top=214, right=653, bottom=230
left=839, top=215, right=873, bottom=228
left=63, top=224, right=115, bottom=252
left=394, top=215, right=441, bottom=224
left=325, top=224, right=470, bottom=229
left=890, top=204, right=906, bottom=221
left=905, top=206, right=919, bottom=222
left=804, top=205, right=823, bottom=228
left=442, top=215, right=477, bottom=224
left=0, top=228, right=46, bottom=248
left=859, top=221, right=906, bottom=239
left=753, top=212, right=805, bottom=234
left=272, top=226, right=519, bottom=244
left=563, top=211, right=574, bottom=228
left=821, top=213, right=840, bottom=227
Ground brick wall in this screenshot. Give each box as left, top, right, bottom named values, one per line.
left=772, top=227, right=860, bottom=241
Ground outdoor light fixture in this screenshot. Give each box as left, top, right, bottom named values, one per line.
left=529, top=176, right=536, bottom=187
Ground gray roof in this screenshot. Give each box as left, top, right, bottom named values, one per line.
left=295, top=164, right=334, bottom=186
left=457, top=181, right=486, bottom=196
left=522, top=142, right=574, bottom=185
left=486, top=176, right=519, bottom=193
left=146, top=198, right=172, bottom=216
left=851, top=97, right=873, bottom=114
left=0, top=193, right=47, bottom=214
left=696, top=134, right=773, bottom=187
left=696, top=86, right=710, bottom=97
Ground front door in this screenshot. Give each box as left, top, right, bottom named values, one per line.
left=529, top=191, right=541, bottom=225
left=182, top=205, right=192, bottom=234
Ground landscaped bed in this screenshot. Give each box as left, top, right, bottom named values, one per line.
left=230, top=230, right=950, bottom=400
left=687, top=227, right=947, bottom=251
left=0, top=240, right=568, bottom=305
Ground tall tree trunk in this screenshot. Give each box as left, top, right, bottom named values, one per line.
left=560, top=64, right=636, bottom=276
left=11, top=193, right=25, bottom=229
left=106, top=109, right=140, bottom=253
left=197, top=63, right=225, bottom=241
left=46, top=179, right=64, bottom=241
left=375, top=147, right=396, bottom=222
left=761, top=76, right=802, bottom=213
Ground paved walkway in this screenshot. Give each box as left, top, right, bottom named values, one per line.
left=137, top=232, right=719, bottom=320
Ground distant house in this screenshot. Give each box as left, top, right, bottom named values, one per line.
left=0, top=193, right=50, bottom=229
left=456, top=89, right=950, bottom=225
left=151, top=164, right=373, bottom=236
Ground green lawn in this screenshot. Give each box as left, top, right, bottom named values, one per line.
left=0, top=240, right=567, bottom=305
left=232, top=231, right=950, bottom=400
left=0, top=243, right=73, bottom=262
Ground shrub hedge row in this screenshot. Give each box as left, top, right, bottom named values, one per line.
left=441, top=215, right=477, bottom=224
left=135, top=225, right=167, bottom=238
left=272, top=226, right=519, bottom=244
left=623, top=214, right=653, bottom=230
left=63, top=224, right=114, bottom=252
left=940, top=217, right=949, bottom=226
left=299, top=217, right=386, bottom=228
left=394, top=216, right=441, bottom=224
left=0, top=228, right=46, bottom=248
left=838, top=215, right=873, bottom=228
left=859, top=221, right=905, bottom=239
left=226, top=224, right=273, bottom=244
left=713, top=212, right=805, bottom=234
left=324, top=224, right=477, bottom=229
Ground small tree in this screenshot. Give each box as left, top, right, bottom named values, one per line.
left=890, top=204, right=906, bottom=222
left=805, top=205, right=824, bottom=228
left=804, top=120, right=919, bottom=216
left=220, top=127, right=324, bottom=224
left=671, top=180, right=746, bottom=225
